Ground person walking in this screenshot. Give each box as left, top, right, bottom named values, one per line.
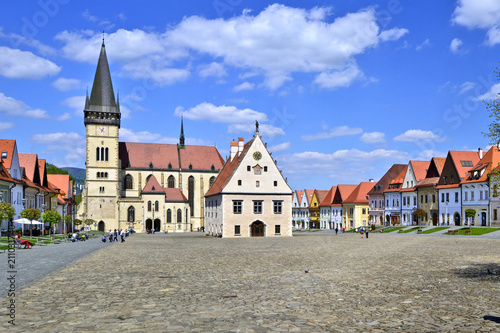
left=108, top=230, right=113, bottom=242
left=120, top=229, right=125, bottom=242
left=360, top=227, right=365, bottom=239
left=366, top=229, right=369, bottom=239
left=335, top=227, right=338, bottom=235
left=113, top=229, right=118, bottom=242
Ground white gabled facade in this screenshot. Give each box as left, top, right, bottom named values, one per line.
left=401, top=161, right=428, bottom=226
left=204, top=127, right=293, bottom=237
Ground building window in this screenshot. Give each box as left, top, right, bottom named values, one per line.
left=233, top=200, right=242, bottom=214
left=127, top=206, right=135, bottom=222
left=167, top=209, right=172, bottom=223
left=148, top=201, right=152, bottom=211
left=238, top=180, right=242, bottom=186
left=455, top=192, right=458, bottom=202
left=168, top=175, right=175, bottom=188
left=446, top=193, right=449, bottom=202
left=264, top=166, right=268, bottom=172
left=464, top=192, right=468, bottom=201
left=177, top=209, right=182, bottom=223
left=247, top=166, right=251, bottom=171
left=235, top=225, right=241, bottom=235
left=253, top=201, right=263, bottom=214
left=494, top=209, right=498, bottom=221
left=155, top=200, right=159, bottom=211
left=273, top=201, right=282, bottom=214
left=99, top=186, right=105, bottom=193
left=441, top=193, right=445, bottom=202
left=362, top=208, right=366, bottom=214
left=275, top=225, right=281, bottom=234
left=188, top=176, right=195, bottom=216
left=471, top=191, right=474, bottom=201
left=274, top=181, right=278, bottom=186
left=209, top=176, right=216, bottom=188
left=256, top=181, right=260, bottom=187
left=349, top=208, right=354, bottom=215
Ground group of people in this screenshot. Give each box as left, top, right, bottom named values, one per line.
left=102, top=229, right=128, bottom=243
left=69, top=232, right=88, bottom=242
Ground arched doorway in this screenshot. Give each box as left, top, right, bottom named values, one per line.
left=432, top=213, right=438, bottom=226
left=251, top=221, right=265, bottom=237
left=454, top=213, right=461, bottom=226
left=154, top=218, right=161, bottom=231
left=481, top=212, right=487, bottom=226
left=145, top=218, right=152, bottom=230
left=98, top=221, right=105, bottom=232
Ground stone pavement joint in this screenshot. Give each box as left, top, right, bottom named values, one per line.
left=1, top=232, right=500, bottom=332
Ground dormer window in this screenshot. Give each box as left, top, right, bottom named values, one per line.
left=189, top=163, right=193, bottom=170
left=1, top=152, right=7, bottom=159
left=211, top=164, right=215, bottom=171
left=168, top=163, right=172, bottom=169
left=149, top=162, right=154, bottom=169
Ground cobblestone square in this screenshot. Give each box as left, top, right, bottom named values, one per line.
left=2, top=232, right=500, bottom=332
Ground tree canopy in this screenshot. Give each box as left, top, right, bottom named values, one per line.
left=0, top=202, right=16, bottom=221
left=483, top=67, right=500, bottom=146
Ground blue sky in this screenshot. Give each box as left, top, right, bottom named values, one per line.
left=1, top=0, right=500, bottom=191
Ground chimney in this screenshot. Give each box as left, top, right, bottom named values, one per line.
left=369, top=179, right=374, bottom=182
left=238, top=137, right=244, bottom=153
left=230, top=140, right=238, bottom=161
left=478, top=148, right=483, bottom=159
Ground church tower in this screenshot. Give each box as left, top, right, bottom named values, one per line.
left=82, top=40, right=120, bottom=230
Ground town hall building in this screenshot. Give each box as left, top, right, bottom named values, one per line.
left=76, top=41, right=224, bottom=233
left=204, top=125, right=293, bottom=237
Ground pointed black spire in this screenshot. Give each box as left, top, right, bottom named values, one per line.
left=84, top=40, right=121, bottom=128
left=179, top=116, right=185, bottom=149
left=85, top=87, right=90, bottom=109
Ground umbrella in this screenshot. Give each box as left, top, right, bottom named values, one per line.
left=13, top=218, right=31, bottom=234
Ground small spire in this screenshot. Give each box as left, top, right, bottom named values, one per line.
left=102, top=30, right=105, bottom=46
left=179, top=116, right=185, bottom=149
left=85, top=87, right=90, bottom=109
left=255, top=120, right=259, bottom=135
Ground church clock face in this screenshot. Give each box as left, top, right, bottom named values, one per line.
left=253, top=151, right=262, bottom=161
left=97, top=126, right=108, bottom=136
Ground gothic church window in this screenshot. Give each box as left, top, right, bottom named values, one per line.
left=124, top=174, right=133, bottom=189
left=148, top=201, right=152, bottom=212
left=188, top=176, right=194, bottom=216
left=168, top=175, right=175, bottom=188
left=167, top=209, right=172, bottom=223
left=177, top=209, right=182, bottom=223
left=127, top=206, right=135, bottom=222
left=209, top=176, right=216, bottom=188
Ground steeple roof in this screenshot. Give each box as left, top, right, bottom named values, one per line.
left=88, top=41, right=118, bottom=113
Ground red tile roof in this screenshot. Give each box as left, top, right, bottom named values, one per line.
left=410, top=160, right=430, bottom=182
left=47, top=174, right=70, bottom=198
left=18, top=153, right=37, bottom=182
left=449, top=150, right=480, bottom=179
left=142, top=174, right=188, bottom=202
left=462, top=146, right=500, bottom=184
left=319, top=186, right=336, bottom=207
left=294, top=190, right=304, bottom=208
left=313, top=190, right=330, bottom=207
left=367, top=164, right=407, bottom=195
left=344, top=182, right=375, bottom=204
left=331, top=184, right=358, bottom=206
left=0, top=160, right=15, bottom=183
left=119, top=142, right=224, bottom=171
left=205, top=139, right=254, bottom=197
left=0, top=139, right=15, bottom=169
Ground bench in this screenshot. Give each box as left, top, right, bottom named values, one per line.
left=464, top=230, right=472, bottom=235
left=417, top=229, right=423, bottom=233
left=447, top=230, right=455, bottom=235
left=398, top=229, right=404, bottom=233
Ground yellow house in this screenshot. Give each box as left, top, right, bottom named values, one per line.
left=308, top=190, right=329, bottom=229
left=342, top=182, right=375, bottom=230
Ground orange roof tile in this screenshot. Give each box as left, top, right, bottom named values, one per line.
left=0, top=139, right=15, bottom=169
left=410, top=160, right=430, bottom=182
left=332, top=184, right=358, bottom=205
left=462, top=146, right=500, bottom=184
left=319, top=186, right=336, bottom=207
left=0, top=160, right=15, bottom=183
left=344, top=182, right=375, bottom=204
left=449, top=150, right=480, bottom=179
left=367, top=164, right=407, bottom=195
left=18, top=153, right=38, bottom=182
left=142, top=174, right=188, bottom=201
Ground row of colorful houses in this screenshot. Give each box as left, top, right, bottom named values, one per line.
left=0, top=139, right=75, bottom=233
left=293, top=146, right=500, bottom=231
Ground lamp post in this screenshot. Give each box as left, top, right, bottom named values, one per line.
left=445, top=200, right=448, bottom=226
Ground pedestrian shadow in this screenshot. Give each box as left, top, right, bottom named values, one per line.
left=484, top=315, right=500, bottom=324
left=454, top=263, right=500, bottom=282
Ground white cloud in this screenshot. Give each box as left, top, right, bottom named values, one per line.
left=0, top=122, right=14, bottom=131
left=360, top=132, right=386, bottom=144
left=393, top=129, right=445, bottom=143
left=0, top=93, right=49, bottom=118
left=175, top=102, right=267, bottom=124
left=56, top=113, right=71, bottom=121
left=269, top=142, right=290, bottom=152
left=199, top=62, right=227, bottom=78
left=302, top=125, right=363, bottom=141
left=477, top=83, right=500, bottom=100
left=416, top=38, right=430, bottom=51
left=62, top=96, right=86, bottom=114
left=415, top=149, right=447, bottom=161
left=313, top=63, right=363, bottom=89
left=228, top=123, right=285, bottom=138
left=279, top=148, right=410, bottom=183
left=52, top=78, right=83, bottom=91
left=119, top=128, right=212, bottom=146
left=452, top=0, right=500, bottom=45
left=233, top=81, right=255, bottom=92
left=459, top=81, right=476, bottom=94
left=0, top=28, right=56, bottom=56
left=450, top=38, right=463, bottom=53
left=0, top=46, right=60, bottom=79
left=56, top=5, right=407, bottom=89
left=30, top=132, right=86, bottom=166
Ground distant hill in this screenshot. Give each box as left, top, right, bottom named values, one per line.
left=62, top=167, right=86, bottom=183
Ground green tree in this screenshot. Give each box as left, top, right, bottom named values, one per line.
left=21, top=208, right=41, bottom=236
left=483, top=67, right=500, bottom=145
left=465, top=208, right=476, bottom=227
left=63, top=214, right=72, bottom=233
left=413, top=209, right=427, bottom=224
left=43, top=210, right=61, bottom=234
left=0, top=202, right=16, bottom=225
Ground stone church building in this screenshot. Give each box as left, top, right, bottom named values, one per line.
left=77, top=41, right=223, bottom=233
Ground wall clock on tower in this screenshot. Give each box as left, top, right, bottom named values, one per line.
left=97, top=126, right=108, bottom=136
left=253, top=151, right=262, bottom=161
